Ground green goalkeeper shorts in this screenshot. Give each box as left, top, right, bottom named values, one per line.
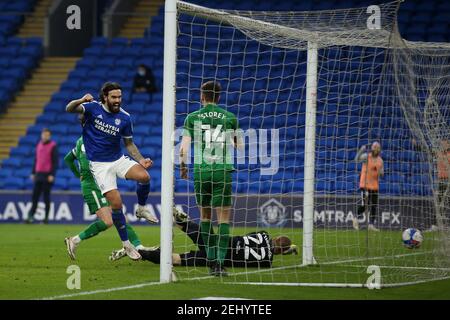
left=81, top=178, right=110, bottom=214
left=194, top=170, right=232, bottom=208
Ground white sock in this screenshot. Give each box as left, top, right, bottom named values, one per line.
left=73, top=235, right=81, bottom=244
left=122, top=240, right=132, bottom=247
left=138, top=204, right=146, bottom=210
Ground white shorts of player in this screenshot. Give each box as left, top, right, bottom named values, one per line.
left=89, top=155, right=138, bottom=195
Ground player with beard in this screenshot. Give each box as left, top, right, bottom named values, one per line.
left=65, top=82, right=158, bottom=260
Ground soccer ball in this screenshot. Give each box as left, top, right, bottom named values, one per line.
left=402, top=228, right=423, bottom=249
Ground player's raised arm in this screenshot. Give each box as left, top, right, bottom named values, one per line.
left=355, top=145, right=368, bottom=162
left=123, top=137, right=153, bottom=169
left=66, top=93, right=94, bottom=113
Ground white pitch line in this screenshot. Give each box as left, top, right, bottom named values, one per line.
left=343, top=264, right=450, bottom=271
left=36, top=250, right=432, bottom=300
left=39, top=282, right=163, bottom=300
left=226, top=250, right=432, bottom=277
left=230, top=275, right=450, bottom=289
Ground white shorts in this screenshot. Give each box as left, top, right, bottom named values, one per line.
left=89, top=155, right=138, bottom=194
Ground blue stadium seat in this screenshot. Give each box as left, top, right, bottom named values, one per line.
left=115, top=57, right=135, bottom=68
left=104, top=45, right=125, bottom=57
left=96, top=57, right=116, bottom=68
left=90, top=37, right=109, bottom=47
left=68, top=177, right=81, bottom=190
left=1, top=176, right=25, bottom=189
left=83, top=46, right=104, bottom=56
left=110, top=37, right=129, bottom=47
left=0, top=46, right=19, bottom=56
left=53, top=177, right=68, bottom=190
left=1, top=157, right=23, bottom=169
left=117, top=179, right=135, bottom=192
left=76, top=57, right=98, bottom=68
left=58, top=169, right=75, bottom=180
left=10, top=56, right=36, bottom=69
left=60, top=79, right=80, bottom=91
left=0, top=57, right=10, bottom=68
left=130, top=38, right=147, bottom=47
left=133, top=125, right=151, bottom=136
left=131, top=93, right=152, bottom=103
left=126, top=102, right=146, bottom=114
left=10, top=145, right=32, bottom=157
left=0, top=168, right=13, bottom=179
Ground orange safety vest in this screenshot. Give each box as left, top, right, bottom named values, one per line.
left=437, top=151, right=450, bottom=180
left=360, top=154, right=383, bottom=191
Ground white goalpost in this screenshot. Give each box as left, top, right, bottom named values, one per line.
left=161, top=0, right=450, bottom=287
left=303, top=40, right=318, bottom=266
left=160, top=0, right=177, bottom=283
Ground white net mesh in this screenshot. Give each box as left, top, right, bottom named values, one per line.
left=168, top=0, right=450, bottom=286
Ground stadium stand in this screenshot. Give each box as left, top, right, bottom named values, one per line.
left=0, top=0, right=448, bottom=196
left=0, top=0, right=36, bottom=39
left=0, top=36, right=42, bottom=108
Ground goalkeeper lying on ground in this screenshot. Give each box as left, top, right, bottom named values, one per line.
left=110, top=207, right=298, bottom=268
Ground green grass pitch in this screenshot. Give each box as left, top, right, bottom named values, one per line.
left=1, top=224, right=450, bottom=300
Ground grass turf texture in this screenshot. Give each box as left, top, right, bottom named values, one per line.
left=1, top=224, right=449, bottom=300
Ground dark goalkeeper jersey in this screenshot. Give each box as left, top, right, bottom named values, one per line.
left=228, top=231, right=274, bottom=268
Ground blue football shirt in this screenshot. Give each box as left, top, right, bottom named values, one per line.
left=81, top=101, right=133, bottom=162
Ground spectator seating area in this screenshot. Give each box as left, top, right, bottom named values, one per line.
left=0, top=0, right=36, bottom=39
left=0, top=36, right=42, bottom=112
left=0, top=0, right=448, bottom=196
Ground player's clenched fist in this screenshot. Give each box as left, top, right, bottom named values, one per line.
left=139, top=158, right=153, bottom=169
left=82, top=93, right=94, bottom=103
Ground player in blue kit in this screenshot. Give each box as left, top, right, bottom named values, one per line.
left=65, top=82, right=158, bottom=259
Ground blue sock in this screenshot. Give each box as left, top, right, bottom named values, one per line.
left=112, top=209, right=128, bottom=241
left=136, top=182, right=150, bottom=206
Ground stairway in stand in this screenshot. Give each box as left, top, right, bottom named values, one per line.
left=17, top=0, right=52, bottom=37
left=119, top=0, right=164, bottom=38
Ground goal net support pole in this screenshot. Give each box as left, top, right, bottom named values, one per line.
left=303, top=41, right=318, bottom=266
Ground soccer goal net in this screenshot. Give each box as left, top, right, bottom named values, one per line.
left=160, top=0, right=450, bottom=287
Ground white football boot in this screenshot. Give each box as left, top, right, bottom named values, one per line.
left=352, top=217, right=360, bottom=230
left=109, top=248, right=127, bottom=261
left=136, top=205, right=159, bottom=224
left=64, top=237, right=78, bottom=260
left=173, top=206, right=189, bottom=224
left=124, top=244, right=142, bottom=261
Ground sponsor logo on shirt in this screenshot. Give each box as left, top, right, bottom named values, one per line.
left=94, top=118, right=120, bottom=136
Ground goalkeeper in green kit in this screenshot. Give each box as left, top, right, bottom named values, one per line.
left=179, top=81, right=242, bottom=277
left=63, top=115, right=147, bottom=260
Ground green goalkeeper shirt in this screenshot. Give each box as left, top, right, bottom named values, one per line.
left=183, top=103, right=239, bottom=173
left=70, top=137, right=93, bottom=179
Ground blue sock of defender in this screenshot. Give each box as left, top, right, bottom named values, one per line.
left=136, top=182, right=150, bottom=206
left=112, top=209, right=128, bottom=241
